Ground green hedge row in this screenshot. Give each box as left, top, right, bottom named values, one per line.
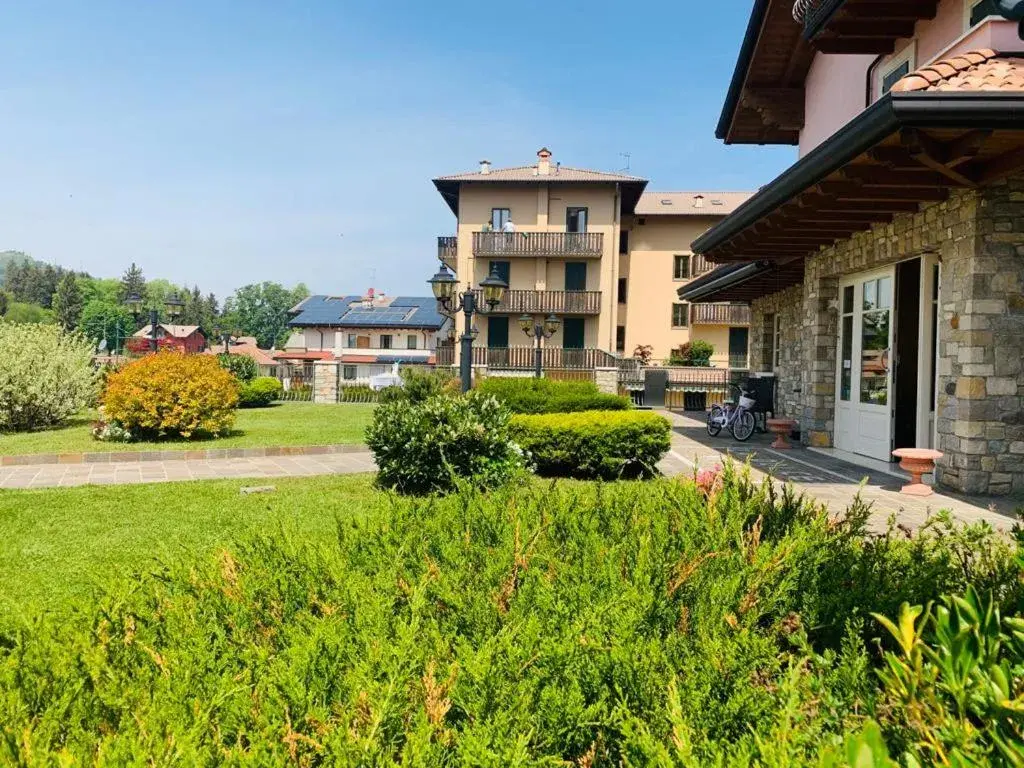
left=511, top=410, right=671, bottom=479
left=238, top=377, right=282, bottom=408
left=476, top=377, right=629, bottom=414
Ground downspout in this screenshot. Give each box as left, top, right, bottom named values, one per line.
left=611, top=183, right=621, bottom=354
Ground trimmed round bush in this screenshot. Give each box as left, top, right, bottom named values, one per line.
left=218, top=353, right=258, bottom=383
left=366, top=391, right=526, bottom=495
left=238, top=376, right=282, bottom=408
left=103, top=351, right=239, bottom=439
left=476, top=377, right=629, bottom=414
left=510, top=410, right=671, bottom=479
left=0, top=322, right=100, bottom=432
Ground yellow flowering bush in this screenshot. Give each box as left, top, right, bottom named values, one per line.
left=103, top=351, right=239, bottom=439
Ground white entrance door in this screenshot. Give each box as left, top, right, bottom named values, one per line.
left=835, top=270, right=894, bottom=462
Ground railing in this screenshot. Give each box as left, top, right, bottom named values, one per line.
left=437, top=236, right=457, bottom=265
left=472, top=289, right=602, bottom=315
left=803, top=0, right=844, bottom=39
left=617, top=361, right=752, bottom=410
left=472, top=231, right=604, bottom=258
left=436, top=343, right=455, bottom=366
left=690, top=303, right=751, bottom=326
left=691, top=253, right=716, bottom=276
left=472, top=346, right=618, bottom=370
left=273, top=363, right=315, bottom=401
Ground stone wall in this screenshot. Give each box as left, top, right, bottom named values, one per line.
left=313, top=361, right=339, bottom=404
left=934, top=176, right=1024, bottom=495
left=750, top=284, right=804, bottom=420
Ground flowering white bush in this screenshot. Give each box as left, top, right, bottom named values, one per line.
left=91, top=415, right=133, bottom=443
left=0, top=322, right=100, bottom=432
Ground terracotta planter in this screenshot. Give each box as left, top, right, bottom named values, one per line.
left=891, top=448, right=943, bottom=497
left=766, top=418, right=797, bottom=449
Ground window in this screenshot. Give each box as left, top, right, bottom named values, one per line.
left=616, top=325, right=626, bottom=353
left=878, top=42, right=915, bottom=96
left=673, top=254, right=691, bottom=280
left=488, top=260, right=511, bottom=284
left=346, top=333, right=357, bottom=347
left=564, top=262, right=587, bottom=292
left=967, top=0, right=995, bottom=29
left=672, top=303, right=689, bottom=328
left=488, top=316, right=509, bottom=349
left=491, top=208, right=511, bottom=230
left=343, top=365, right=357, bottom=381
left=619, top=231, right=629, bottom=254
left=618, top=277, right=627, bottom=304
left=380, top=334, right=392, bottom=349
left=762, top=313, right=777, bottom=371
left=407, top=335, right=417, bottom=350
left=566, top=207, right=588, bottom=233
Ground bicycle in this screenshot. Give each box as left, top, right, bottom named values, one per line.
left=706, top=384, right=757, bottom=442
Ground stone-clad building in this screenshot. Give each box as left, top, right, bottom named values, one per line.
left=681, top=0, right=1024, bottom=495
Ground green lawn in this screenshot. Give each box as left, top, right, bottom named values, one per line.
left=0, top=473, right=380, bottom=616
left=0, top=402, right=374, bottom=456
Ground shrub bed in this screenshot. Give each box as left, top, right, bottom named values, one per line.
left=476, top=376, right=629, bottom=414
left=103, top=351, right=238, bottom=438
left=1, top=473, right=1020, bottom=764
left=511, top=409, right=671, bottom=479
left=237, top=376, right=282, bottom=408
left=0, top=322, right=99, bottom=432
left=366, top=391, right=526, bottom=495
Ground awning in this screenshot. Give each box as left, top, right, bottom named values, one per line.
left=679, top=261, right=805, bottom=304
left=694, top=86, right=1024, bottom=265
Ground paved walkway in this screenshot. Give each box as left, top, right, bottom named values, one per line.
left=2, top=416, right=1020, bottom=534
left=0, top=452, right=376, bottom=489
left=661, top=411, right=1020, bottom=532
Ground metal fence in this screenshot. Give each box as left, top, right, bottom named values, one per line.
left=618, top=361, right=751, bottom=410
left=274, top=364, right=315, bottom=402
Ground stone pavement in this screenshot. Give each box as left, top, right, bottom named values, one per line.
left=0, top=452, right=376, bottom=489
left=661, top=410, right=1021, bottom=533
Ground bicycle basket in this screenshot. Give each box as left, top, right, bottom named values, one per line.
left=738, top=394, right=756, bottom=409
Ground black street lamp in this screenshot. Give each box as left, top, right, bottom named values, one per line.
left=519, top=313, right=561, bottom=379
left=429, top=264, right=508, bottom=392
left=125, top=292, right=185, bottom=352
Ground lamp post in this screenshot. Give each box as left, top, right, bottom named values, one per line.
left=429, top=264, right=508, bottom=392
left=125, top=292, right=185, bottom=352
left=519, top=313, right=561, bottom=379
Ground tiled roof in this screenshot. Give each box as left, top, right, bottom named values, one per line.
left=203, top=342, right=277, bottom=366
left=435, top=166, right=645, bottom=183
left=288, top=295, right=447, bottom=330
left=132, top=324, right=201, bottom=339
left=891, top=50, right=1024, bottom=93
left=635, top=191, right=753, bottom=216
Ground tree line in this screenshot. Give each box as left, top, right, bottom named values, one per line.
left=0, top=251, right=309, bottom=351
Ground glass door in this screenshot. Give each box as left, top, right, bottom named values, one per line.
left=835, top=270, right=894, bottom=461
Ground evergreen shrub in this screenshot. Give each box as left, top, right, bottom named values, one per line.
left=476, top=376, right=629, bottom=414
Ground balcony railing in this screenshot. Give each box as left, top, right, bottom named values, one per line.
left=473, top=346, right=618, bottom=370
left=472, top=289, right=602, bottom=315
left=437, top=236, right=457, bottom=266
left=691, top=253, right=716, bottom=277
left=436, top=343, right=455, bottom=366
left=802, top=0, right=845, bottom=39
left=690, top=303, right=751, bottom=326
left=472, top=231, right=604, bottom=258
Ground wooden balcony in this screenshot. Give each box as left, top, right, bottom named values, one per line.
left=437, top=236, right=457, bottom=267
left=691, top=253, right=716, bottom=277
left=472, top=231, right=604, bottom=258
left=802, top=0, right=938, bottom=54
left=473, top=346, right=618, bottom=370
left=472, top=289, right=602, bottom=315
left=690, top=303, right=751, bottom=326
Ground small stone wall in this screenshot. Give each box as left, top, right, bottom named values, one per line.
left=313, top=361, right=339, bottom=404
left=750, top=284, right=803, bottom=421
left=594, top=367, right=618, bottom=394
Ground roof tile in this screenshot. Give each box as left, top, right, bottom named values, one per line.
left=891, top=50, right=1024, bottom=94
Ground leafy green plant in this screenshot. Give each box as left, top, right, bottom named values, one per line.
left=218, top=352, right=258, bottom=383
left=366, top=390, right=526, bottom=494
left=378, top=367, right=459, bottom=405
left=237, top=376, right=282, bottom=408
left=0, top=322, right=100, bottom=432
left=476, top=376, right=629, bottom=414
left=669, top=340, right=714, bottom=367
left=510, top=409, right=671, bottom=479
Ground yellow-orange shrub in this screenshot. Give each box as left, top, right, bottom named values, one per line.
left=103, top=351, right=239, bottom=439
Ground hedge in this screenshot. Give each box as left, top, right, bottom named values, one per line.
left=238, top=377, right=282, bottom=408
left=511, top=410, right=671, bottom=479
left=476, top=377, right=629, bottom=414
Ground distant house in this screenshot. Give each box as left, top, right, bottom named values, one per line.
left=203, top=336, right=278, bottom=376
left=129, top=324, right=206, bottom=354
left=285, top=289, right=449, bottom=384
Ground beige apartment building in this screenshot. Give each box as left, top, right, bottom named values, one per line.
left=433, top=148, right=751, bottom=368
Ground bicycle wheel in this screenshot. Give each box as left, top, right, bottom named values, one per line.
left=706, top=406, right=724, bottom=437
left=731, top=410, right=755, bottom=442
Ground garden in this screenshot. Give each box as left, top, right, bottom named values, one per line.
left=2, top=324, right=1024, bottom=764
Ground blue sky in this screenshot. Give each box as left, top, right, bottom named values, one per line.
left=0, top=0, right=793, bottom=299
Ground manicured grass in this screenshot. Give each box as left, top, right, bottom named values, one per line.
left=0, top=473, right=379, bottom=616
left=0, top=402, right=374, bottom=456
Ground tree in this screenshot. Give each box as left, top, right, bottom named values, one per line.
left=79, top=276, right=121, bottom=305
left=4, top=301, right=55, bottom=324
left=119, top=263, right=147, bottom=303
left=79, top=300, right=135, bottom=353
left=52, top=273, right=84, bottom=331
left=0, top=290, right=7, bottom=317
left=223, top=282, right=307, bottom=349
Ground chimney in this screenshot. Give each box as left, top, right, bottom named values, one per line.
left=537, top=147, right=552, bottom=176
left=693, top=194, right=705, bottom=209
left=479, top=159, right=491, bottom=175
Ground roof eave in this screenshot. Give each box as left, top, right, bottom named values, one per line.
left=716, top=0, right=772, bottom=142
left=695, top=91, right=1024, bottom=255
